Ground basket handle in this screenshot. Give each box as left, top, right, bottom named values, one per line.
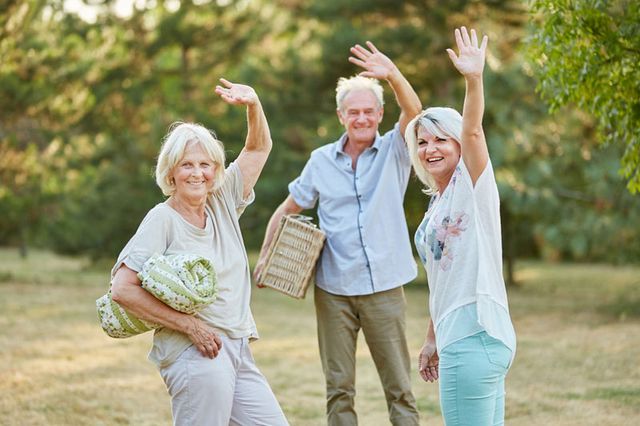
left=286, top=214, right=316, bottom=226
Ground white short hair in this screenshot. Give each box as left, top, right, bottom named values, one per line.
left=155, top=122, right=226, bottom=196
left=335, top=75, right=384, bottom=111
left=405, top=107, right=462, bottom=195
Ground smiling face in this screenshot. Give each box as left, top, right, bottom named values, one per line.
left=171, top=141, right=217, bottom=203
left=337, top=89, right=384, bottom=146
left=417, top=125, right=461, bottom=186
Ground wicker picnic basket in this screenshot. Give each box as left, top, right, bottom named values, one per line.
left=259, top=214, right=325, bottom=299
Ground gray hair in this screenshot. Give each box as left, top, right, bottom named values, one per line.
left=335, top=75, right=384, bottom=111
left=155, top=122, right=226, bottom=196
left=405, top=107, right=462, bottom=195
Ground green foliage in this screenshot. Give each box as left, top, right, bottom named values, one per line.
left=526, top=0, right=640, bottom=192
left=0, top=139, right=46, bottom=251
left=496, top=104, right=640, bottom=263
left=1, top=0, right=639, bottom=264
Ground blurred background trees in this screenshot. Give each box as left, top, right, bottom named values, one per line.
left=1, top=0, right=638, bottom=276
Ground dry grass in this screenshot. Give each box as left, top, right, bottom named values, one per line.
left=0, top=248, right=639, bottom=425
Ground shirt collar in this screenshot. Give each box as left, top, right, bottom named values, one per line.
left=334, top=131, right=382, bottom=158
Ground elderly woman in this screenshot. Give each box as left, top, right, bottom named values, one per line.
left=405, top=28, right=517, bottom=425
left=110, top=79, right=288, bottom=426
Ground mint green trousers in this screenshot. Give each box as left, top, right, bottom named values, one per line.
left=439, top=331, right=512, bottom=426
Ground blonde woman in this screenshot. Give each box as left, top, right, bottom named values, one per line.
left=111, top=79, right=288, bottom=426
left=406, top=28, right=516, bottom=425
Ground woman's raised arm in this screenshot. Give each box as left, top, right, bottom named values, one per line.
left=446, top=27, right=490, bottom=185
left=214, top=78, right=272, bottom=198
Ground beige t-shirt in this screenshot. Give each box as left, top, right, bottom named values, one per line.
left=111, top=162, right=257, bottom=368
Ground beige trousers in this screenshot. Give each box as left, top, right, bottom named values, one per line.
left=314, top=285, right=419, bottom=426
left=159, top=335, right=288, bottom=426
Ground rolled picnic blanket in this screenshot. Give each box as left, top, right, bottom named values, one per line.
left=96, top=291, right=157, bottom=338
left=96, top=253, right=217, bottom=338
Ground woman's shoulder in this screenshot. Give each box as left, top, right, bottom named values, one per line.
left=138, top=202, right=175, bottom=229
left=211, top=162, right=254, bottom=211
left=453, top=157, right=496, bottom=191
left=143, top=202, right=171, bottom=218
left=213, top=161, right=240, bottom=193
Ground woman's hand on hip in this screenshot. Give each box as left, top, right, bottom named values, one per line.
left=185, top=317, right=223, bottom=359
left=418, top=341, right=439, bottom=383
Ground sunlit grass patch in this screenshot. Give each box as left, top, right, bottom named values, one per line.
left=1, top=249, right=639, bottom=425
left=600, top=292, right=640, bottom=320
left=564, top=387, right=640, bottom=406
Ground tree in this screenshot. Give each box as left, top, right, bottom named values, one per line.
left=0, top=0, right=270, bottom=258
left=2, top=0, right=639, bottom=269
left=0, top=0, right=64, bottom=255
left=526, top=0, right=640, bottom=193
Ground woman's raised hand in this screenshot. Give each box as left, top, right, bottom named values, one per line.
left=215, top=78, right=258, bottom=106
left=446, top=27, right=488, bottom=78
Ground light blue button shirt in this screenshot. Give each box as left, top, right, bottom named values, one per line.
left=288, top=124, right=417, bottom=296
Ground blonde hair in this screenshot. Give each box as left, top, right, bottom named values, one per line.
left=335, top=75, right=384, bottom=111
left=155, top=122, right=226, bottom=196
left=405, top=107, right=462, bottom=195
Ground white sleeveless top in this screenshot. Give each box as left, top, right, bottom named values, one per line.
left=415, top=159, right=516, bottom=360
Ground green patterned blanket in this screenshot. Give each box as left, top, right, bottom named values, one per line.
left=96, top=253, right=217, bottom=338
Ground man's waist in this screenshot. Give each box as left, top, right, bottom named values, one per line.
left=314, top=280, right=406, bottom=297
left=315, top=263, right=416, bottom=295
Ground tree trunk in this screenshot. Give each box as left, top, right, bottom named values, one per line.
left=19, top=227, right=28, bottom=258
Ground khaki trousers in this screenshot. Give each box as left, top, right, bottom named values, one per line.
left=314, top=285, right=419, bottom=426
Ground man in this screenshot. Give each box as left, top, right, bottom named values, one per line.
left=255, top=42, right=421, bottom=426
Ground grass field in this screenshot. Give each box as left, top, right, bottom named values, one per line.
left=0, top=247, right=639, bottom=425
